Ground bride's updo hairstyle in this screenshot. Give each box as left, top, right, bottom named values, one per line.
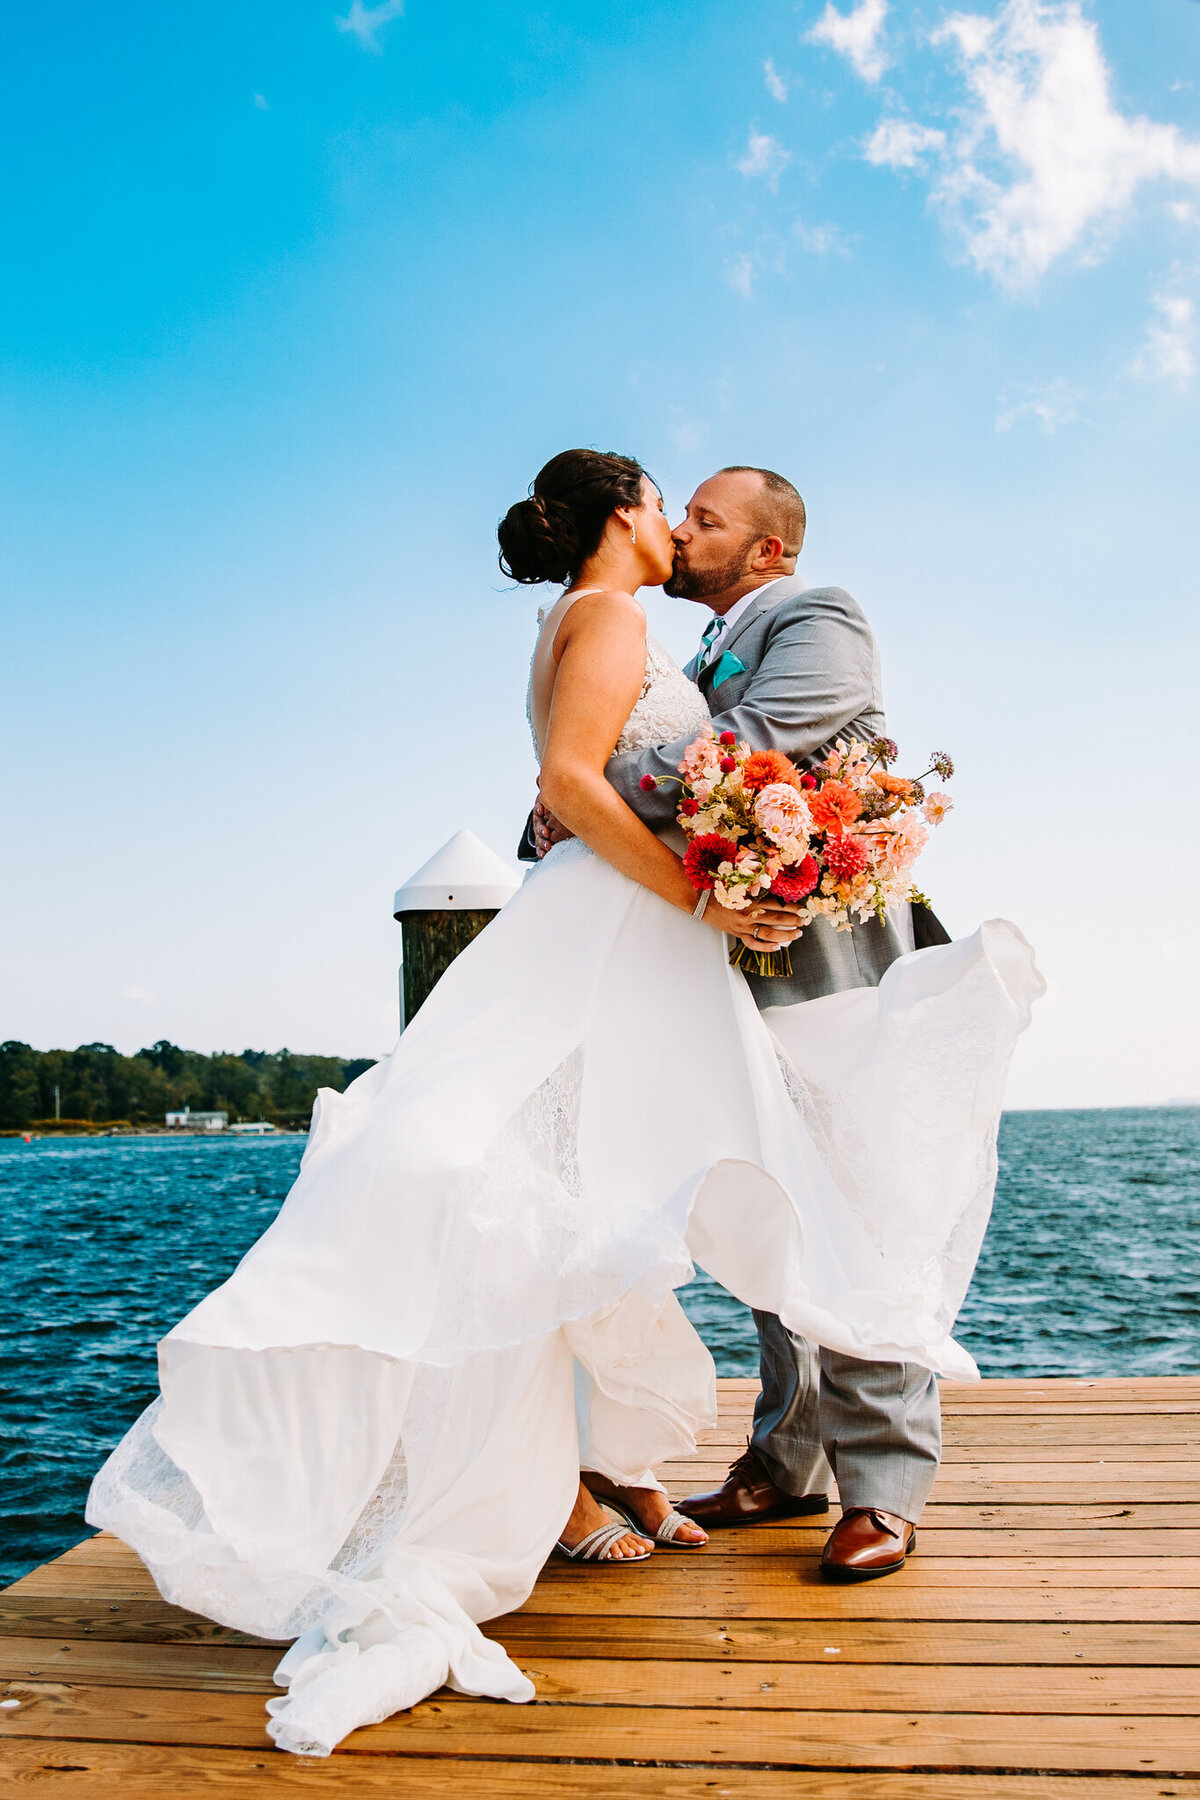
left=498, top=449, right=647, bottom=586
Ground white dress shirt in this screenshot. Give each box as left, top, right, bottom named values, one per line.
left=697, top=578, right=785, bottom=670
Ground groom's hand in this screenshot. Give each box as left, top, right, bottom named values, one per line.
left=534, top=798, right=574, bottom=859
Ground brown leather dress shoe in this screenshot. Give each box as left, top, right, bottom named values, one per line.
left=820, top=1507, right=916, bottom=1580
left=676, top=1445, right=829, bottom=1528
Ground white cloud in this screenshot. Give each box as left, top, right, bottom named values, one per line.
left=671, top=421, right=709, bottom=452
left=726, top=253, right=755, bottom=298
left=808, top=0, right=889, bottom=85
left=996, top=377, right=1086, bottom=433
left=120, top=985, right=159, bottom=1005
left=336, top=0, right=404, bottom=52
left=1131, top=291, right=1195, bottom=386
left=794, top=218, right=854, bottom=254
left=736, top=131, right=792, bottom=192
left=764, top=58, right=788, bottom=104
left=253, top=93, right=269, bottom=111
left=928, top=0, right=1200, bottom=289
left=864, top=119, right=946, bottom=169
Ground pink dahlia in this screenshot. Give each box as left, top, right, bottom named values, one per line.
left=753, top=781, right=812, bottom=845
left=824, top=833, right=869, bottom=882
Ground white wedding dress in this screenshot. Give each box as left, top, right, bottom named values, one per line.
left=88, top=625, right=1042, bottom=1756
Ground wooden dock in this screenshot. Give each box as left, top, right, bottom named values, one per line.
left=2, top=1375, right=1198, bottom=1796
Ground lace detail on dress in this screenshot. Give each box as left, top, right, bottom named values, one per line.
left=525, top=605, right=710, bottom=760
left=612, top=636, right=710, bottom=757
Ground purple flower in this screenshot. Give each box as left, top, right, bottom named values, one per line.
left=929, top=751, right=955, bottom=781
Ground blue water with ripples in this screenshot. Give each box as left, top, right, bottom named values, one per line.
left=2, top=1106, right=1197, bottom=1586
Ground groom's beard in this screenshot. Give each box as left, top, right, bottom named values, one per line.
left=664, top=543, right=757, bottom=599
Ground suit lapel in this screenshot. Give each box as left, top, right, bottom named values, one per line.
left=714, top=576, right=808, bottom=664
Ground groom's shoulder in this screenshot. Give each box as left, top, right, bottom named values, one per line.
left=760, top=580, right=872, bottom=631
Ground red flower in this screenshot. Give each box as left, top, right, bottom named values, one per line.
left=824, top=833, right=868, bottom=881
left=770, top=856, right=819, bottom=902
left=742, top=749, right=803, bottom=793
left=719, top=755, right=737, bottom=773
left=682, top=833, right=739, bottom=891
left=640, top=774, right=658, bottom=791
left=799, top=772, right=817, bottom=790
left=719, top=730, right=737, bottom=747
left=680, top=797, right=700, bottom=817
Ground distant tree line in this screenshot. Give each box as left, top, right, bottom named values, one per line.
left=0, top=1040, right=377, bottom=1131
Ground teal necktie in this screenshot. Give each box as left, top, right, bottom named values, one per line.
left=698, top=617, right=724, bottom=669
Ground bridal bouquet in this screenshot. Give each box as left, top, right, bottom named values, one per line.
left=641, top=730, right=954, bottom=975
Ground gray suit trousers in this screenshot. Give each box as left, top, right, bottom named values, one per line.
left=750, top=1311, right=942, bottom=1521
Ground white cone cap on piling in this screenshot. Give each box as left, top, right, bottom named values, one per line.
left=393, top=830, right=521, bottom=916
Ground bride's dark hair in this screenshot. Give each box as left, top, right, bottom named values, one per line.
left=498, top=449, right=647, bottom=586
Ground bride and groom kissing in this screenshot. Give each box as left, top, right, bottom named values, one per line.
left=88, top=449, right=1042, bottom=1756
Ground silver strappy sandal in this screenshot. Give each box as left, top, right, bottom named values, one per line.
left=650, top=1507, right=708, bottom=1549
left=554, top=1503, right=653, bottom=1563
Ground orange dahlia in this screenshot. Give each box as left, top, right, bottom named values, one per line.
left=871, top=771, right=913, bottom=799
left=809, top=779, right=863, bottom=833
left=741, top=749, right=803, bottom=794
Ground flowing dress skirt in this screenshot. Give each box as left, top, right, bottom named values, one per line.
left=88, top=839, right=1042, bottom=1753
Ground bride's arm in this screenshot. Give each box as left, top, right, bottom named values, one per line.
left=538, top=591, right=797, bottom=950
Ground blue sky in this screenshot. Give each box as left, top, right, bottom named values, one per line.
left=2, top=0, right=1198, bottom=1107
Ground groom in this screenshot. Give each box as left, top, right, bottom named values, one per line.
left=523, top=465, right=946, bottom=1579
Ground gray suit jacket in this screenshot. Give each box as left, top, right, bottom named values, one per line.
left=606, top=577, right=914, bottom=1008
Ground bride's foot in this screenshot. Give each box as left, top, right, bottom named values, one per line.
left=558, top=1480, right=654, bottom=1560
left=582, top=1472, right=708, bottom=1547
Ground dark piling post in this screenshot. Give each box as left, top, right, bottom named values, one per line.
left=393, top=830, right=520, bottom=1028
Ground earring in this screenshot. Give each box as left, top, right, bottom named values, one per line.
left=630, top=522, right=637, bottom=546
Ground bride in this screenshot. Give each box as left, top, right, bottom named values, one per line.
left=88, top=448, right=1039, bottom=1757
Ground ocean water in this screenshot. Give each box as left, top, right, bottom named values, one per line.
left=2, top=1105, right=1197, bottom=1587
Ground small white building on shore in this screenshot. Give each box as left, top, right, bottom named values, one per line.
left=165, top=1108, right=228, bottom=1131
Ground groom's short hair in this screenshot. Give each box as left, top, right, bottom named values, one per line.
left=718, top=466, right=806, bottom=559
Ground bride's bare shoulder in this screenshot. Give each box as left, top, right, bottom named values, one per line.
left=548, top=587, right=645, bottom=658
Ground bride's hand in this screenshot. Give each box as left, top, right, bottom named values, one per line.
left=702, top=896, right=804, bottom=952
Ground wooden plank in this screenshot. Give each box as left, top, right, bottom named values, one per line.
left=535, top=1553, right=1200, bottom=1584
left=938, top=1379, right=1200, bottom=1397
left=6, top=1595, right=1192, bottom=1666
left=692, top=1421, right=1200, bottom=1446
left=6, top=1741, right=1200, bottom=1800
left=662, top=1476, right=1200, bottom=1504
left=0, top=1596, right=270, bottom=1646
left=3, top=1682, right=1197, bottom=1773
left=490, top=1613, right=1200, bottom=1664
left=544, top=1529, right=1200, bottom=1558
left=2, top=1638, right=1196, bottom=1715
left=658, top=1459, right=1200, bottom=1483
left=677, top=1442, right=1200, bottom=1462
left=511, top=1579, right=1200, bottom=1620
left=0, top=1636, right=283, bottom=1694
left=31, top=1547, right=1200, bottom=1608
